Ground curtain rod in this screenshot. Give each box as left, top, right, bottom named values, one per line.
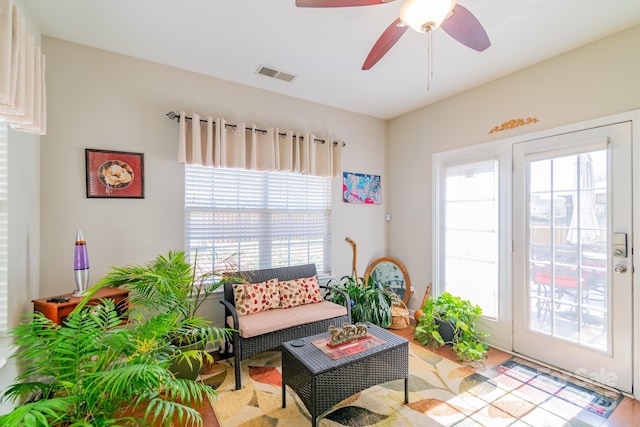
left=166, top=111, right=345, bottom=147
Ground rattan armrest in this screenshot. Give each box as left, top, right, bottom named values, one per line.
left=219, top=299, right=240, bottom=329
left=320, top=284, right=352, bottom=323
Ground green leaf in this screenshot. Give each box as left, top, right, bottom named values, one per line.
left=431, top=331, right=445, bottom=345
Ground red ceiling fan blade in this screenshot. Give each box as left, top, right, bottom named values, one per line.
left=296, top=0, right=395, bottom=7
left=362, top=18, right=409, bottom=70
left=440, top=4, right=490, bottom=52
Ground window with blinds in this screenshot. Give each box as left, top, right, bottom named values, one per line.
left=437, top=159, right=499, bottom=319
left=0, top=124, right=8, bottom=331
left=185, top=165, right=332, bottom=277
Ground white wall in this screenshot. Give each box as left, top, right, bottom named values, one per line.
left=6, top=129, right=40, bottom=339
left=38, top=38, right=388, bottom=300
left=0, top=128, right=41, bottom=416
left=0, top=0, right=42, bottom=415
left=388, top=24, right=640, bottom=310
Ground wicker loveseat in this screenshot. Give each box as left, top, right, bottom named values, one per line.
left=220, top=263, right=351, bottom=389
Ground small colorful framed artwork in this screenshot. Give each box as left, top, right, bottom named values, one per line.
left=85, top=149, right=144, bottom=198
left=343, top=172, right=381, bottom=204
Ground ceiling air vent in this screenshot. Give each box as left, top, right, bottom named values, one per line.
left=256, top=65, right=296, bottom=83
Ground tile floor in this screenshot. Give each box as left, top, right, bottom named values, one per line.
left=392, top=326, right=640, bottom=427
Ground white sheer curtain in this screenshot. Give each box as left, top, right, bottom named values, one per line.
left=0, top=0, right=47, bottom=135
left=177, top=111, right=342, bottom=177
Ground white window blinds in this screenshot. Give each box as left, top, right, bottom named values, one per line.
left=185, top=165, right=332, bottom=276
left=439, top=158, right=499, bottom=318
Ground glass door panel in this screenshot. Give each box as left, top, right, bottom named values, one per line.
left=528, top=151, right=607, bottom=350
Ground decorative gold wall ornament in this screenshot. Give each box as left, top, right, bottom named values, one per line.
left=489, top=117, right=539, bottom=134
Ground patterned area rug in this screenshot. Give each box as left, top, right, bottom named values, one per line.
left=493, top=357, right=623, bottom=419
left=200, top=342, right=490, bottom=426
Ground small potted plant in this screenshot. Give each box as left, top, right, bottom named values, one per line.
left=325, top=275, right=393, bottom=327
left=414, top=291, right=489, bottom=362
left=93, top=250, right=235, bottom=380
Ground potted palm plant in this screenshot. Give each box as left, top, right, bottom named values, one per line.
left=93, top=250, right=235, bottom=380
left=325, top=275, right=393, bottom=327
left=414, top=291, right=489, bottom=362
left=0, top=298, right=212, bottom=426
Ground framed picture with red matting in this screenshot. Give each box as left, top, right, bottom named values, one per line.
left=85, top=149, right=144, bottom=198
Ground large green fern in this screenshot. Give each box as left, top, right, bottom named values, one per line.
left=92, top=250, right=234, bottom=348
left=0, top=299, right=214, bottom=426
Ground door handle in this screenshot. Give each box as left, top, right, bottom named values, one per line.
left=614, top=264, right=628, bottom=274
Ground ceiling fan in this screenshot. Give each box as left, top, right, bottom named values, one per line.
left=296, top=0, right=490, bottom=70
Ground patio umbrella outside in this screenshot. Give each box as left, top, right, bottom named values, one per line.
left=566, top=153, right=599, bottom=245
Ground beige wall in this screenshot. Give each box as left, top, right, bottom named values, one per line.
left=38, top=38, right=388, bottom=302
left=388, top=24, right=640, bottom=310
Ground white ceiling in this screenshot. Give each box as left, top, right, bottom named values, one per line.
left=22, top=0, right=640, bottom=120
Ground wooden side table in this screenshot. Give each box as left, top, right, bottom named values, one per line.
left=33, top=287, right=129, bottom=325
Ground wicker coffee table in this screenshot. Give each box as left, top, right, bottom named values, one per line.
left=281, top=323, right=409, bottom=427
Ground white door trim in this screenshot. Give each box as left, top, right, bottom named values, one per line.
left=499, top=110, right=640, bottom=398
left=433, top=108, right=640, bottom=399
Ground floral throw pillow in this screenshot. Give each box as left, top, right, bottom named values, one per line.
left=233, top=278, right=280, bottom=316
left=279, top=275, right=324, bottom=308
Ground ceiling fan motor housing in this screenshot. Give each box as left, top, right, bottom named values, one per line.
left=399, top=0, right=457, bottom=32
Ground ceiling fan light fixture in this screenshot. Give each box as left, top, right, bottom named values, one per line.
left=399, top=0, right=456, bottom=32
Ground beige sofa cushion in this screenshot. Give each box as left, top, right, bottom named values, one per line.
left=228, top=300, right=348, bottom=338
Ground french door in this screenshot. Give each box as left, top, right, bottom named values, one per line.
left=512, top=122, right=633, bottom=393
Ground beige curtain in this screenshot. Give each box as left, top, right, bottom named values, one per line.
left=0, top=0, right=47, bottom=135
left=178, top=111, right=342, bottom=177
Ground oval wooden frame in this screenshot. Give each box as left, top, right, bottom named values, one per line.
left=363, top=256, right=412, bottom=305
